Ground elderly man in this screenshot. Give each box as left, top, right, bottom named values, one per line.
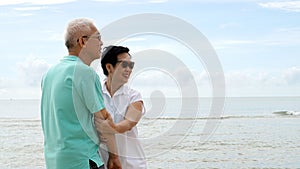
left=41, top=18, right=121, bottom=169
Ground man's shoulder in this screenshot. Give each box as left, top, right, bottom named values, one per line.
left=74, top=62, right=97, bottom=77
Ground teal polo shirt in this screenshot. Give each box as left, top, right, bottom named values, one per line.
left=41, top=55, right=105, bottom=169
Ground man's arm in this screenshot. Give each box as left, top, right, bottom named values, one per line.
left=94, top=108, right=121, bottom=169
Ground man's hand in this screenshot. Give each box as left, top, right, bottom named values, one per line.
left=107, top=154, right=122, bottom=169
left=93, top=109, right=120, bottom=168
left=94, top=117, right=118, bottom=134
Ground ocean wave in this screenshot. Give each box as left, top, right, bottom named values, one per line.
left=273, top=110, right=300, bottom=116
left=144, top=114, right=299, bottom=120
left=1, top=111, right=300, bottom=122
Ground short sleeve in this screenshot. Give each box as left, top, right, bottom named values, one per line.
left=129, top=88, right=146, bottom=115
left=82, top=70, right=105, bottom=113
left=75, top=67, right=105, bottom=114
left=69, top=62, right=105, bottom=144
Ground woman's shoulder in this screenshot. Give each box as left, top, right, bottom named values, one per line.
left=123, top=85, right=141, bottom=95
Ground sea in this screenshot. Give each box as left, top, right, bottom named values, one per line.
left=0, top=97, right=300, bottom=169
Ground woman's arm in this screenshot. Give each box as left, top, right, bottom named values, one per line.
left=95, top=101, right=144, bottom=134
left=115, top=101, right=143, bottom=133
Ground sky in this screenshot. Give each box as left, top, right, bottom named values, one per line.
left=0, top=0, right=300, bottom=99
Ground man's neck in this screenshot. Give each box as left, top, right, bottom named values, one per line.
left=68, top=52, right=92, bottom=66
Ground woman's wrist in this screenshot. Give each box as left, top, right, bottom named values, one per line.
left=114, top=123, right=120, bottom=133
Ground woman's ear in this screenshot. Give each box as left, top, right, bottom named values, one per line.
left=106, top=64, right=113, bottom=74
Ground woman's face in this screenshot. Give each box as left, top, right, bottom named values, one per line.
left=111, top=52, right=134, bottom=85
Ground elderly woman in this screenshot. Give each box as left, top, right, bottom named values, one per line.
left=96, top=45, right=147, bottom=169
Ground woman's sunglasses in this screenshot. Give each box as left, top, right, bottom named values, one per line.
left=117, top=60, right=135, bottom=69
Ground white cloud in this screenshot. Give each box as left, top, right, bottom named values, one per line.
left=224, top=67, right=300, bottom=96
left=212, top=39, right=257, bottom=49
left=0, top=0, right=76, bottom=6
left=0, top=77, right=39, bottom=99
left=148, top=0, right=168, bottom=3
left=0, top=88, right=7, bottom=95
left=92, top=0, right=125, bottom=2
left=0, top=77, right=14, bottom=89
left=213, top=26, right=300, bottom=49
left=2, top=64, right=299, bottom=98
left=0, top=87, right=41, bottom=99
left=268, top=27, right=300, bottom=46
left=259, top=1, right=300, bottom=12
left=38, top=30, right=64, bottom=41
left=0, top=77, right=5, bottom=89
left=129, top=67, right=203, bottom=97
left=215, top=40, right=256, bottom=46
left=122, top=37, right=147, bottom=43
left=14, top=6, right=44, bottom=11
left=226, top=70, right=281, bottom=87
left=19, top=13, right=34, bottom=16
left=0, top=76, right=23, bottom=89
left=130, top=69, right=178, bottom=87
left=17, top=57, right=51, bottom=87
left=129, top=66, right=300, bottom=97
left=128, top=67, right=212, bottom=97
left=219, top=22, right=241, bottom=29
left=0, top=57, right=50, bottom=99
left=48, top=32, right=64, bottom=41
left=92, top=0, right=168, bottom=4
left=283, top=67, right=300, bottom=84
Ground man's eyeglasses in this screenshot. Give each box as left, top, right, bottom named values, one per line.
left=117, top=60, right=135, bottom=69
left=77, top=35, right=101, bottom=42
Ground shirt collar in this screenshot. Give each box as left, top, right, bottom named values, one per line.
left=61, top=55, right=83, bottom=63
left=102, top=79, right=128, bottom=97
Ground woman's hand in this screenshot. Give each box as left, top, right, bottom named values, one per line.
left=94, top=117, right=118, bottom=134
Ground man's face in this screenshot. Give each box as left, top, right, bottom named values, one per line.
left=84, top=26, right=103, bottom=61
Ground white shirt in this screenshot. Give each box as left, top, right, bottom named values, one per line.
left=99, top=81, right=147, bottom=169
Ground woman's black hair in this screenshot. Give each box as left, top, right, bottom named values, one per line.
left=101, top=45, right=131, bottom=76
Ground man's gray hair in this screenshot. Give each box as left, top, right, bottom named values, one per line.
left=64, top=18, right=95, bottom=49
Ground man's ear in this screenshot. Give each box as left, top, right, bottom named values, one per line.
left=78, top=37, right=85, bottom=47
